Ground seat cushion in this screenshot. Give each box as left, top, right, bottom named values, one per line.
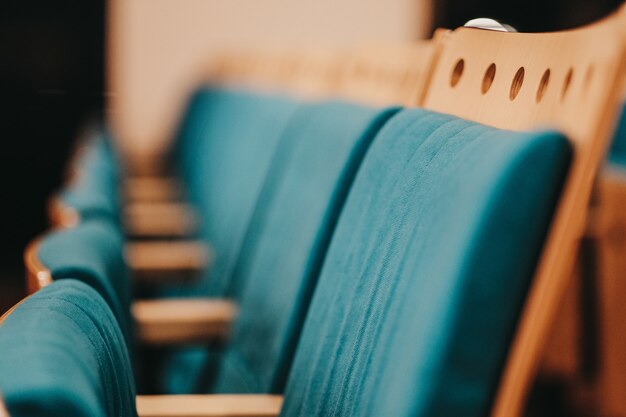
left=281, top=108, right=571, bottom=417
left=0, top=280, right=136, bottom=417
left=211, top=102, right=399, bottom=393
left=60, top=133, right=120, bottom=222
left=174, top=87, right=300, bottom=297
left=37, top=219, right=131, bottom=345
left=163, top=88, right=300, bottom=393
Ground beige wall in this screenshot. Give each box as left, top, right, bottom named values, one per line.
left=108, top=0, right=432, bottom=157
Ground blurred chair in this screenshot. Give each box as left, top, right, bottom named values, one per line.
left=156, top=101, right=398, bottom=394
left=24, top=219, right=132, bottom=346
left=0, top=280, right=136, bottom=417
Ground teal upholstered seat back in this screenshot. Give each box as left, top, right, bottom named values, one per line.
left=0, top=280, right=136, bottom=417
left=608, top=104, right=626, bottom=166
left=37, top=219, right=131, bottom=345
left=211, top=102, right=398, bottom=393
left=174, top=88, right=299, bottom=297
left=60, top=133, right=120, bottom=222
left=281, top=109, right=571, bottom=417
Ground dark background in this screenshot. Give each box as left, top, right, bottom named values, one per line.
left=0, top=0, right=623, bottom=313
left=0, top=0, right=105, bottom=311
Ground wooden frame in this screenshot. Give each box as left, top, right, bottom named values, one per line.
left=123, top=201, right=199, bottom=238
left=0, top=396, right=9, bottom=417
left=136, top=395, right=282, bottom=417
left=333, top=35, right=447, bottom=107
left=421, top=7, right=626, bottom=417
left=125, top=241, right=211, bottom=284
left=47, top=196, right=81, bottom=229
left=132, top=299, right=237, bottom=345
left=23, top=238, right=53, bottom=294
left=123, top=176, right=183, bottom=202
left=588, top=166, right=626, bottom=416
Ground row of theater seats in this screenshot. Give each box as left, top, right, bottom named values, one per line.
left=1, top=6, right=626, bottom=417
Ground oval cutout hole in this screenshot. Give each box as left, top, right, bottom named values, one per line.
left=562, top=68, right=573, bottom=100
left=536, top=69, right=550, bottom=103
left=481, top=63, right=496, bottom=94
left=450, top=59, right=464, bottom=87
left=584, top=65, right=594, bottom=94
left=509, top=67, right=524, bottom=100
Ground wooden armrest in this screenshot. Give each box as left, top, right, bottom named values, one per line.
left=136, top=395, right=283, bottom=417
left=123, top=177, right=182, bottom=202
left=24, top=238, right=53, bottom=294
left=47, top=196, right=80, bottom=228
left=125, top=241, right=211, bottom=283
left=124, top=202, right=199, bottom=237
left=133, top=299, right=237, bottom=345
left=0, top=396, right=9, bottom=417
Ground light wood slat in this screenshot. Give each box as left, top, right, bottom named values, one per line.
left=125, top=241, right=211, bottom=283
left=136, top=395, right=282, bottom=417
left=133, top=299, right=237, bottom=345
left=124, top=202, right=198, bottom=237
left=123, top=176, right=182, bottom=202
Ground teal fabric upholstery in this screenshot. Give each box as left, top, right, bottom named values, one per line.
left=163, top=88, right=300, bottom=393
left=37, top=219, right=131, bottom=346
left=608, top=104, right=626, bottom=166
left=210, top=102, right=399, bottom=393
left=173, top=88, right=300, bottom=297
left=0, top=280, right=136, bottom=417
left=281, top=109, right=571, bottom=417
left=59, top=132, right=120, bottom=223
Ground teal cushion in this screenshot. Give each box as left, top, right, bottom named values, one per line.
left=281, top=109, right=571, bottom=417
left=608, top=104, right=626, bottom=166
left=211, top=102, right=399, bottom=393
left=163, top=88, right=300, bottom=393
left=60, top=133, right=120, bottom=222
left=173, top=87, right=300, bottom=297
left=37, top=219, right=131, bottom=346
left=0, top=280, right=136, bottom=417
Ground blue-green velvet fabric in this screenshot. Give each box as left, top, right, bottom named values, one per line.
left=0, top=280, right=136, bottom=417
left=60, top=133, right=120, bottom=223
left=608, top=104, right=626, bottom=166
left=281, top=109, right=571, bottom=417
left=173, top=87, right=300, bottom=297
left=210, top=102, right=399, bottom=394
left=163, top=88, right=300, bottom=393
left=37, top=219, right=131, bottom=346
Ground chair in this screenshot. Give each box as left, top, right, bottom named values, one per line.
left=136, top=6, right=625, bottom=417
left=168, top=87, right=300, bottom=298
left=159, top=101, right=398, bottom=394
left=420, top=7, right=626, bottom=415
left=24, top=219, right=132, bottom=346
left=49, top=132, right=120, bottom=228
left=0, top=280, right=136, bottom=417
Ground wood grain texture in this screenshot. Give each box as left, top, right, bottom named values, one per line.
left=422, top=7, right=626, bottom=417
left=136, top=395, right=283, bottom=417
left=133, top=299, right=237, bottom=345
